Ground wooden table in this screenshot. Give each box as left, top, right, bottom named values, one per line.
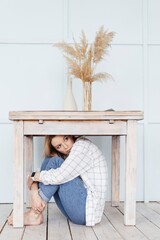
left=9, top=111, right=143, bottom=227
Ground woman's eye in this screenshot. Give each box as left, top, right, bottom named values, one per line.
left=64, top=136, right=68, bottom=142
left=57, top=145, right=61, bottom=149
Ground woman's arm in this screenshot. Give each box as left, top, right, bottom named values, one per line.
left=35, top=139, right=92, bottom=185
left=28, top=174, right=40, bottom=189
left=28, top=180, right=46, bottom=213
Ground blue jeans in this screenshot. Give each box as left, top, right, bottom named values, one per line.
left=38, top=156, right=87, bottom=225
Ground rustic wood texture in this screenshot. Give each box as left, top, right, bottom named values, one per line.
left=112, top=136, right=120, bottom=207
left=23, top=120, right=127, bottom=136
left=124, top=120, right=137, bottom=225
left=24, top=136, right=33, bottom=208
left=13, top=121, right=24, bottom=228
left=1, top=202, right=160, bottom=240
left=9, top=111, right=143, bottom=228
left=9, top=110, right=144, bottom=120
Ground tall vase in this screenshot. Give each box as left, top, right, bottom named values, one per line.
left=63, top=78, right=77, bottom=111
left=83, top=81, right=92, bottom=111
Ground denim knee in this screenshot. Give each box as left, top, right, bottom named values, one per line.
left=45, top=156, right=64, bottom=171
left=38, top=157, right=64, bottom=202
left=40, top=157, right=52, bottom=171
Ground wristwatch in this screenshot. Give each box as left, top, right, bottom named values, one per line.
left=31, top=172, right=36, bottom=181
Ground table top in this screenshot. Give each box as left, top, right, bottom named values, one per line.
left=9, top=110, right=144, bottom=121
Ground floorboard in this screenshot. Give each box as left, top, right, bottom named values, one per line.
left=1, top=202, right=160, bottom=240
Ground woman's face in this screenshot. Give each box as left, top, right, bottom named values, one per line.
left=51, top=135, right=74, bottom=156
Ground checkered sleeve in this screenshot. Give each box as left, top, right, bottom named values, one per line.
left=39, top=139, right=92, bottom=185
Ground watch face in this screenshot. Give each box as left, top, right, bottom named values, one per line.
left=31, top=172, right=36, bottom=177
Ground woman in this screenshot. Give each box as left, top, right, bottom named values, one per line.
left=8, top=135, right=108, bottom=226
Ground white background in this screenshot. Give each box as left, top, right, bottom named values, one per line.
left=0, top=0, right=159, bottom=203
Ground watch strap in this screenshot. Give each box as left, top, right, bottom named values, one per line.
left=31, top=172, right=36, bottom=181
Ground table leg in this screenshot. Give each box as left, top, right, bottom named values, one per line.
left=24, top=136, right=33, bottom=208
left=13, top=121, right=24, bottom=227
left=112, top=136, right=120, bottom=207
left=124, top=120, right=137, bottom=225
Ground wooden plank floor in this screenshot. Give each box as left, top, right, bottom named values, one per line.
left=1, top=202, right=160, bottom=240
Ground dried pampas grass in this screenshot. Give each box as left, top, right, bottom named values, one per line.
left=54, top=26, right=115, bottom=83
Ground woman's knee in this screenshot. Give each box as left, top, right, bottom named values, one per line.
left=45, top=156, right=64, bottom=171
left=40, top=157, right=51, bottom=171
left=70, top=216, right=86, bottom=225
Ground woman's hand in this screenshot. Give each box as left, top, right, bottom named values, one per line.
left=31, top=189, right=46, bottom=214
left=27, top=172, right=41, bottom=190
left=27, top=176, right=34, bottom=190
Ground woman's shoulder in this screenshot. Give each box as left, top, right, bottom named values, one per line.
left=74, top=136, right=97, bottom=149
left=75, top=136, right=90, bottom=143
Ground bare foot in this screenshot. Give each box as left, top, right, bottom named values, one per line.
left=7, top=209, right=43, bottom=226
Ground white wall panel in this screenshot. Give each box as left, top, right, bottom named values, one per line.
left=148, top=124, right=160, bottom=200
left=148, top=46, right=160, bottom=122
left=72, top=45, right=143, bottom=111
left=148, top=0, right=160, bottom=43
left=0, top=44, right=64, bottom=121
left=0, top=123, right=13, bottom=203
left=92, top=46, right=143, bottom=111
left=68, top=0, right=143, bottom=43
left=0, top=0, right=63, bottom=43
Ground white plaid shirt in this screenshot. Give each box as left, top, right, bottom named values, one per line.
left=40, top=137, right=108, bottom=226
